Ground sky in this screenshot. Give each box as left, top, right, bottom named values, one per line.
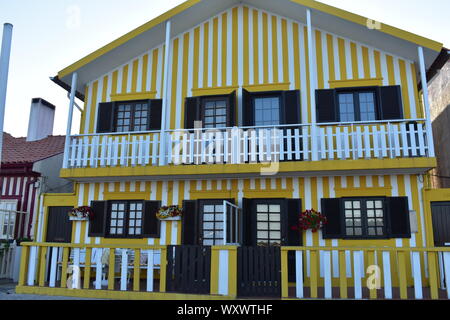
left=0, top=0, right=449, bottom=138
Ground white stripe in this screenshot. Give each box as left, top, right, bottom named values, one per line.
left=218, top=250, right=229, bottom=295
left=248, top=9, right=254, bottom=85
left=137, top=56, right=143, bottom=92
left=126, top=62, right=133, bottom=93
left=277, top=17, right=283, bottom=83
left=357, top=44, right=364, bottom=79
left=208, top=18, right=213, bottom=87
left=393, top=57, right=401, bottom=85
left=369, top=47, right=376, bottom=78
left=156, top=46, right=164, bottom=99
left=267, top=13, right=274, bottom=83
left=321, top=32, right=329, bottom=89
left=299, top=23, right=308, bottom=123
left=187, top=30, right=194, bottom=96
left=198, top=24, right=205, bottom=89
left=406, top=62, right=417, bottom=118
left=237, top=6, right=244, bottom=86
left=366, top=175, right=373, bottom=187
left=287, top=21, right=295, bottom=89
left=106, top=72, right=113, bottom=102
left=217, top=14, right=223, bottom=87
left=226, top=9, right=233, bottom=86
left=83, top=84, right=93, bottom=134
left=257, top=10, right=264, bottom=84
left=175, top=36, right=184, bottom=129
left=380, top=53, right=389, bottom=86
left=345, top=39, right=352, bottom=79
left=146, top=51, right=153, bottom=92
left=333, top=35, right=341, bottom=81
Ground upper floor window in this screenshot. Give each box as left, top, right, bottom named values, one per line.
left=115, top=102, right=149, bottom=132
left=96, top=99, right=162, bottom=134
left=185, top=92, right=235, bottom=129
left=338, top=90, right=377, bottom=122
left=254, top=95, right=281, bottom=126
left=203, top=98, right=228, bottom=129
left=316, top=85, right=404, bottom=124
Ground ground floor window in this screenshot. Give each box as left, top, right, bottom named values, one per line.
left=108, top=201, right=144, bottom=238
left=200, top=201, right=224, bottom=246
left=344, top=198, right=385, bottom=238
left=255, top=202, right=282, bottom=246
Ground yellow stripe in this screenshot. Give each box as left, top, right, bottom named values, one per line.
left=151, top=49, right=159, bottom=93
left=101, top=76, right=108, bottom=102
left=131, top=59, right=139, bottom=93
left=262, top=12, right=269, bottom=84
left=193, top=28, right=200, bottom=90
left=281, top=19, right=289, bottom=84
left=141, top=54, right=149, bottom=92
left=221, top=12, right=228, bottom=87
left=410, top=63, right=422, bottom=118
left=326, top=34, right=335, bottom=82
left=170, top=38, right=179, bottom=130
left=181, top=33, right=190, bottom=129
left=315, top=30, right=324, bottom=89
left=84, top=248, right=92, bottom=289
left=292, top=23, right=300, bottom=89
left=121, top=64, right=129, bottom=93
left=374, top=50, right=382, bottom=79
left=386, top=55, right=396, bottom=85
left=111, top=70, right=118, bottom=96
left=243, top=7, right=250, bottom=85
left=398, top=59, right=411, bottom=119
left=87, top=81, right=99, bottom=134
left=160, top=46, right=166, bottom=97
left=272, top=16, right=280, bottom=84
left=362, top=46, right=370, bottom=78
left=203, top=22, right=210, bottom=87
left=338, top=38, right=347, bottom=80
left=252, top=9, right=259, bottom=84
left=210, top=249, right=219, bottom=294
left=350, top=42, right=358, bottom=79
left=281, top=249, right=289, bottom=298
left=80, top=86, right=89, bottom=133
left=231, top=7, right=238, bottom=86
left=212, top=17, right=219, bottom=88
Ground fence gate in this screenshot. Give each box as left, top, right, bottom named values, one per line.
left=166, top=245, right=211, bottom=294
left=237, top=246, right=281, bottom=298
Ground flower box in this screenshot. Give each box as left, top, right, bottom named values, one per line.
left=69, top=216, right=89, bottom=221
left=156, top=205, right=183, bottom=220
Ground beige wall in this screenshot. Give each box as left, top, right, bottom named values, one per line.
left=429, top=59, right=450, bottom=188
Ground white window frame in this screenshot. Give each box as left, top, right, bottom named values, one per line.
left=0, top=200, right=19, bottom=240
left=222, top=201, right=242, bottom=246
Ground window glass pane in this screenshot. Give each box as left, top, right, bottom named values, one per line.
left=339, top=93, right=355, bottom=122
left=359, top=92, right=376, bottom=121
left=254, top=96, right=280, bottom=126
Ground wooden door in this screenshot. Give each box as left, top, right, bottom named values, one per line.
left=431, top=202, right=450, bottom=247
left=46, top=207, right=73, bottom=243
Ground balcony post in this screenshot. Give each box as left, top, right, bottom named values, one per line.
left=63, top=72, right=78, bottom=168
left=307, top=9, right=318, bottom=161
left=159, top=20, right=172, bottom=166
left=417, top=46, right=435, bottom=157
left=0, top=23, right=13, bottom=165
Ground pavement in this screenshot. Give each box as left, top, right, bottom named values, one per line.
left=0, top=280, right=100, bottom=300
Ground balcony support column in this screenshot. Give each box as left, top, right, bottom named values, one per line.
left=307, top=9, right=318, bottom=161
left=417, top=46, right=435, bottom=157
left=63, top=72, right=78, bottom=168
left=159, top=20, right=172, bottom=166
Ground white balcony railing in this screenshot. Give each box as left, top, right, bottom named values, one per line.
left=63, top=119, right=432, bottom=169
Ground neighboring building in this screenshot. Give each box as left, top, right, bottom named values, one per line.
left=429, top=57, right=450, bottom=188
left=16, top=0, right=450, bottom=300
left=0, top=98, right=71, bottom=241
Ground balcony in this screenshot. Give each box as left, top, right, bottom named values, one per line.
left=61, top=119, right=435, bottom=178
left=16, top=242, right=450, bottom=300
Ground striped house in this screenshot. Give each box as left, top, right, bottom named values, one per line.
left=17, top=0, right=450, bottom=300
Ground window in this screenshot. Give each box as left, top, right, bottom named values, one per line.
left=115, top=101, right=149, bottom=132
left=201, top=201, right=224, bottom=245
left=338, top=91, right=377, bottom=122
left=0, top=200, right=18, bottom=240
left=108, top=201, right=144, bottom=238
left=254, top=96, right=281, bottom=126
left=203, top=98, right=228, bottom=129
left=256, top=203, right=282, bottom=246
left=343, top=198, right=385, bottom=238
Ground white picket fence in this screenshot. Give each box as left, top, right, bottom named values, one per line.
left=63, top=120, right=431, bottom=169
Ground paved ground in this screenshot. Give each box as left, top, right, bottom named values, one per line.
left=0, top=280, right=100, bottom=300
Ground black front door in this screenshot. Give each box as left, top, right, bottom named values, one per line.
left=431, top=202, right=450, bottom=247
left=46, top=206, right=73, bottom=243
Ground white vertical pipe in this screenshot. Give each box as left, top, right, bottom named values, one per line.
left=417, top=46, right=435, bottom=157
left=306, top=10, right=318, bottom=161
left=159, top=20, right=172, bottom=166
left=63, top=72, right=78, bottom=168
left=0, top=23, right=13, bottom=164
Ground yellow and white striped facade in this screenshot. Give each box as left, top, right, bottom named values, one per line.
left=80, top=4, right=423, bottom=135
left=37, top=174, right=432, bottom=251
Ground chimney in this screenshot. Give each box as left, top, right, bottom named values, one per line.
left=26, top=98, right=55, bottom=142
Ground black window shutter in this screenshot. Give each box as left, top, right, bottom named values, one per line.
left=89, top=201, right=107, bottom=237
left=316, top=89, right=337, bottom=123
left=228, top=91, right=237, bottom=127
left=143, top=201, right=161, bottom=238
left=242, top=198, right=254, bottom=246
left=321, top=198, right=343, bottom=239
left=286, top=199, right=303, bottom=246
left=387, top=197, right=411, bottom=238
left=242, top=89, right=254, bottom=127
left=184, top=97, right=200, bottom=129
left=148, top=99, right=162, bottom=130
left=379, top=85, right=404, bottom=120
left=182, top=200, right=199, bottom=245
left=96, top=102, right=115, bottom=133
left=282, top=90, right=301, bottom=125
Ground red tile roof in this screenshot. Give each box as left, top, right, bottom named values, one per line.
left=1, top=133, right=65, bottom=165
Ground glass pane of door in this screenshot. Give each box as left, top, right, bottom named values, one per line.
left=256, top=203, right=282, bottom=246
